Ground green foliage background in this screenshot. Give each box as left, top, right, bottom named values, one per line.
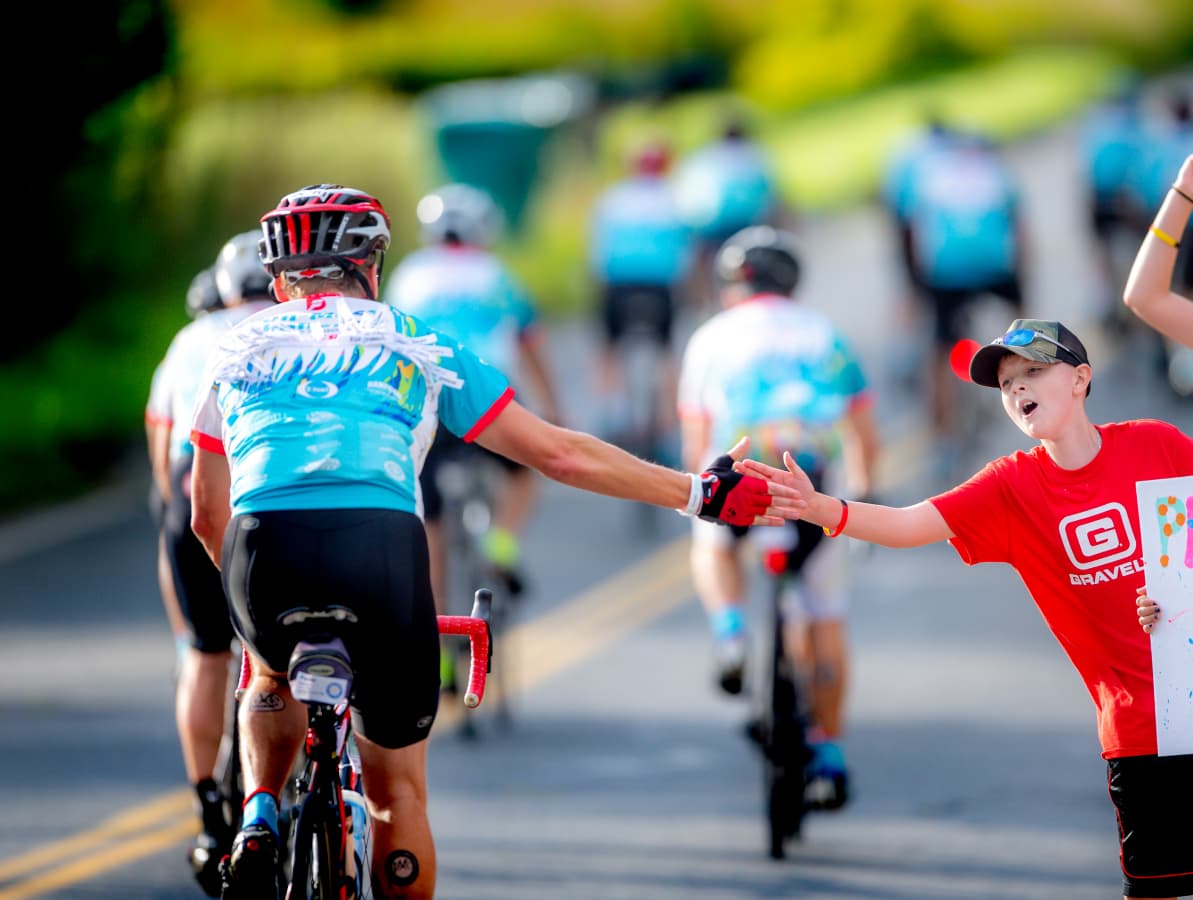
left=2, top=0, right=1190, bottom=513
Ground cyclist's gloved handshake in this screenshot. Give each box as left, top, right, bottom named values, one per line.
left=696, top=454, right=774, bottom=526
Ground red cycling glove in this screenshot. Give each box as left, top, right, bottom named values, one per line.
left=696, top=454, right=774, bottom=526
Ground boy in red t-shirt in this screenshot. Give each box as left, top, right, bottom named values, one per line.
left=738, top=318, right=1193, bottom=900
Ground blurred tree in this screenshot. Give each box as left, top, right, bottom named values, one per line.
left=9, top=0, right=175, bottom=362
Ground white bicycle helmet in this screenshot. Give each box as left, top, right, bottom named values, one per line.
left=215, top=230, right=273, bottom=304
left=416, top=183, right=504, bottom=248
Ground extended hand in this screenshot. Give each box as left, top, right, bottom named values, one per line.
left=698, top=437, right=804, bottom=526
left=733, top=450, right=817, bottom=503
left=1177, top=154, right=1193, bottom=198
left=1137, top=586, right=1161, bottom=634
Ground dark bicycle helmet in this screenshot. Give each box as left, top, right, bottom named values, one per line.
left=215, top=230, right=272, bottom=304
left=185, top=266, right=223, bottom=318
left=259, top=184, right=391, bottom=296
left=714, top=225, right=801, bottom=296
left=416, top=183, right=504, bottom=248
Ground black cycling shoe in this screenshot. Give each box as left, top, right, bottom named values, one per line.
left=188, top=831, right=230, bottom=898
left=219, top=824, right=280, bottom=900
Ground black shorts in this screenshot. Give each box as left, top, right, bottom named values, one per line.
left=163, top=456, right=233, bottom=654
left=221, top=508, right=441, bottom=750
left=1107, top=753, right=1193, bottom=897
left=602, top=283, right=674, bottom=347
left=923, top=276, right=1024, bottom=344
left=420, top=428, right=522, bottom=523
left=728, top=518, right=825, bottom=573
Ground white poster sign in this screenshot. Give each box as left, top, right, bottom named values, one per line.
left=1136, top=476, right=1193, bottom=756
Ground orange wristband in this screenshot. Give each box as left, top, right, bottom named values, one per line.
left=822, top=498, right=848, bottom=538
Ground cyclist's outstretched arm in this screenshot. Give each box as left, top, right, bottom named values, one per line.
left=474, top=399, right=799, bottom=525
left=191, top=447, right=232, bottom=564
left=735, top=452, right=952, bottom=548
left=1122, top=154, right=1193, bottom=348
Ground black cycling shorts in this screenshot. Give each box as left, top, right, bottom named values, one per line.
left=602, top=283, right=675, bottom=347
left=923, top=276, right=1024, bottom=344
left=1107, top=753, right=1193, bottom=897
left=727, top=518, right=825, bottom=573
left=420, top=428, right=522, bottom=523
left=163, top=456, right=233, bottom=654
left=221, top=508, right=441, bottom=750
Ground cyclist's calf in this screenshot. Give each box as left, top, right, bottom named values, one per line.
left=356, top=733, right=436, bottom=899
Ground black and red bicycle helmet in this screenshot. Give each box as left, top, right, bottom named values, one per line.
left=259, top=184, right=391, bottom=296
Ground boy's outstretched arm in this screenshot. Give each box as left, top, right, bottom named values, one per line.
left=736, top=451, right=953, bottom=548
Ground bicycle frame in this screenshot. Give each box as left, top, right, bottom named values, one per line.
left=234, top=590, right=493, bottom=899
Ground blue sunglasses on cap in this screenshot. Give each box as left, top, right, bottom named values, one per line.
left=997, top=327, right=1082, bottom=361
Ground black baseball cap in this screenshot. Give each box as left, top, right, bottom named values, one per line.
left=969, top=319, right=1091, bottom=393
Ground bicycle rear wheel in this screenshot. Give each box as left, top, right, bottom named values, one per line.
left=760, top=580, right=810, bottom=859
left=288, top=784, right=346, bottom=900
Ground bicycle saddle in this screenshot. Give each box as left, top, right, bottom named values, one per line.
left=287, top=636, right=353, bottom=706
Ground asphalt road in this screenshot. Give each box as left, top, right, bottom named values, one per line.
left=0, top=117, right=1190, bottom=899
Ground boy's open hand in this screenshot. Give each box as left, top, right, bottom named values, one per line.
left=1137, top=586, right=1161, bottom=634
left=733, top=450, right=817, bottom=505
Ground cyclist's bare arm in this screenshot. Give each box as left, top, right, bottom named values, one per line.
left=680, top=414, right=710, bottom=474
left=842, top=402, right=881, bottom=498
left=191, top=447, right=232, bottom=564
left=146, top=419, right=173, bottom=503
left=475, top=399, right=797, bottom=521
left=518, top=329, right=560, bottom=424
left=736, top=453, right=953, bottom=548
left=1122, top=154, right=1193, bottom=348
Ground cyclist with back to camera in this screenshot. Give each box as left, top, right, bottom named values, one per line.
left=383, top=183, right=559, bottom=618
left=901, top=131, right=1026, bottom=474
left=588, top=142, right=693, bottom=452
left=144, top=232, right=274, bottom=895
left=673, top=120, right=779, bottom=312
left=189, top=184, right=799, bottom=900
left=677, top=226, right=880, bottom=810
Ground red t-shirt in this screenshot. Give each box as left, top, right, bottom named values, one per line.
left=930, top=419, right=1193, bottom=758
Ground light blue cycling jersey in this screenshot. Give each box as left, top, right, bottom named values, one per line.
left=673, top=139, right=775, bottom=241
left=190, top=295, right=512, bottom=517
left=590, top=176, right=693, bottom=286
left=678, top=296, right=870, bottom=473
left=1079, top=103, right=1143, bottom=204
left=382, top=245, right=536, bottom=380
left=1129, top=119, right=1192, bottom=214
left=905, top=142, right=1019, bottom=290
left=882, top=127, right=956, bottom=223
left=147, top=300, right=274, bottom=466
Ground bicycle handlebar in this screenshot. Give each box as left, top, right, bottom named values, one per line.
left=437, top=588, right=493, bottom=709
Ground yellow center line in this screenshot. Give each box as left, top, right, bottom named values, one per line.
left=0, top=536, right=695, bottom=896
left=0, top=819, right=199, bottom=900
left=0, top=789, right=192, bottom=883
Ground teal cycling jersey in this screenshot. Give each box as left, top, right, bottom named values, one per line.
left=674, top=140, right=775, bottom=240
left=906, top=142, right=1019, bottom=289
left=678, top=296, right=870, bottom=472
left=590, top=176, right=693, bottom=286
left=1080, top=104, right=1143, bottom=203
left=190, top=295, right=513, bottom=518
left=382, top=245, right=536, bottom=380
left=1130, top=120, right=1192, bottom=214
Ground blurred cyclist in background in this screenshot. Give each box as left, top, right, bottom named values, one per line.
left=144, top=232, right=274, bottom=895
left=899, top=131, right=1026, bottom=475
left=190, top=183, right=799, bottom=899
left=383, top=183, right=559, bottom=628
left=678, top=226, right=880, bottom=810
left=1079, top=75, right=1145, bottom=326
left=589, top=142, right=693, bottom=459
left=674, top=120, right=780, bottom=312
